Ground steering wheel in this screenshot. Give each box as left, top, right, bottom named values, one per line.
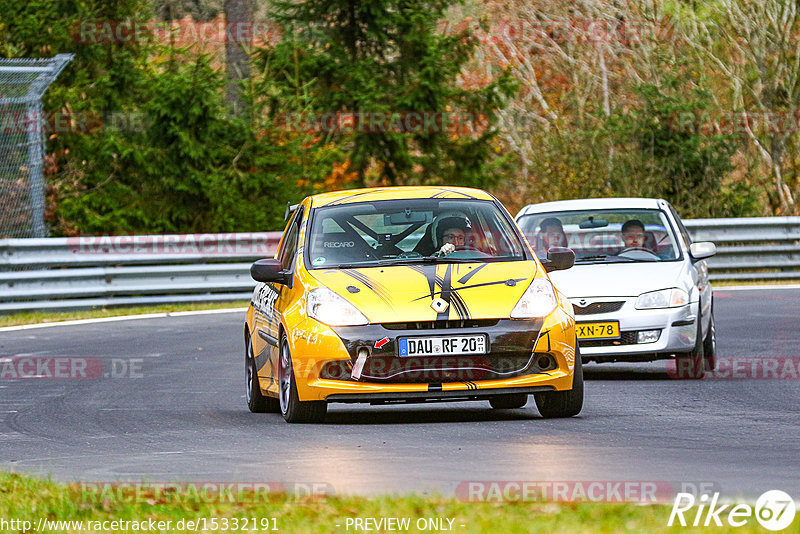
left=619, top=247, right=659, bottom=260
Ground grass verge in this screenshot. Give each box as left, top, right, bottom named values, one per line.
left=0, top=473, right=791, bottom=533
left=0, top=301, right=249, bottom=328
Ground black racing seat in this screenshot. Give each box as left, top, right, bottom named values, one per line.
left=311, top=232, right=373, bottom=265
left=412, top=224, right=436, bottom=256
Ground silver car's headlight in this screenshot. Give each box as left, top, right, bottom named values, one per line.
left=511, top=278, right=557, bottom=319
left=307, top=287, right=368, bottom=326
left=635, top=288, right=689, bottom=309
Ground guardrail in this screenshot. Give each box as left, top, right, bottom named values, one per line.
left=1, top=218, right=798, bottom=313
left=0, top=233, right=282, bottom=313
left=684, top=217, right=800, bottom=281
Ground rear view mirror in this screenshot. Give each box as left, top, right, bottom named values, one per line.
left=579, top=217, right=608, bottom=229
left=386, top=210, right=432, bottom=225
left=251, top=259, right=290, bottom=284
left=690, top=242, right=716, bottom=261
left=543, top=247, right=575, bottom=272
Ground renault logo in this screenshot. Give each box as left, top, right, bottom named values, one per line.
left=430, top=298, right=449, bottom=313
left=578, top=299, right=588, bottom=307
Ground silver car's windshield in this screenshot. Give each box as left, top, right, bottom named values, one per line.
left=517, top=209, right=681, bottom=263
left=307, top=199, right=527, bottom=269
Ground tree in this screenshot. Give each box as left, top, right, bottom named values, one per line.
left=255, top=0, right=514, bottom=189
left=611, top=82, right=738, bottom=217
left=224, top=0, right=253, bottom=114
left=683, top=0, right=800, bottom=213
left=0, top=0, right=337, bottom=234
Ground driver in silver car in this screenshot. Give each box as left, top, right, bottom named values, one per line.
left=621, top=219, right=647, bottom=251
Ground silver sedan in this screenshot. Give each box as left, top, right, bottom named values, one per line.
left=516, top=198, right=717, bottom=378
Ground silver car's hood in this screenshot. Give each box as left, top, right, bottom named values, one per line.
left=549, top=261, right=693, bottom=299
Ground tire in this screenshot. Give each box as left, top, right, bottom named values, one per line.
left=246, top=332, right=279, bottom=413
left=534, top=342, right=583, bottom=418
left=675, top=313, right=706, bottom=379
left=703, top=311, right=717, bottom=372
left=489, top=393, right=528, bottom=410
left=279, top=335, right=327, bottom=424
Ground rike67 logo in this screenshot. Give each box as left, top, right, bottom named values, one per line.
left=669, top=490, right=796, bottom=531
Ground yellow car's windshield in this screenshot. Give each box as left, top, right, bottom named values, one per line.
left=306, top=198, right=528, bottom=268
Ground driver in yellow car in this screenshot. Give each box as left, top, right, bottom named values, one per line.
left=435, top=217, right=469, bottom=255
left=621, top=219, right=647, bottom=250
left=441, top=226, right=466, bottom=247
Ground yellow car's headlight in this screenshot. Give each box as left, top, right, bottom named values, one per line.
left=307, top=287, right=369, bottom=326
left=510, top=278, right=557, bottom=319
left=635, top=288, right=689, bottom=309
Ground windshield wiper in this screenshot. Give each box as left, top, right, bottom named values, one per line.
left=334, top=261, right=385, bottom=269
left=575, top=254, right=635, bottom=263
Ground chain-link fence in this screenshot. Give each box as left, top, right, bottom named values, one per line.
left=0, top=54, right=73, bottom=238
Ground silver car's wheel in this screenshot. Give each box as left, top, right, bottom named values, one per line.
left=703, top=311, right=717, bottom=371
left=675, top=314, right=706, bottom=379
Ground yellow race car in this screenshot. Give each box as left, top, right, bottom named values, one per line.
left=244, top=186, right=581, bottom=423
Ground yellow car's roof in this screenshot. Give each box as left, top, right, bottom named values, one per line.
left=310, top=186, right=495, bottom=207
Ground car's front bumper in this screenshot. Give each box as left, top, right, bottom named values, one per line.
left=286, top=312, right=577, bottom=402
left=573, top=299, right=698, bottom=361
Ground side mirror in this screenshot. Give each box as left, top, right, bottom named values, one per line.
left=250, top=259, right=290, bottom=284
left=689, top=242, right=716, bottom=261
left=543, top=247, right=575, bottom=272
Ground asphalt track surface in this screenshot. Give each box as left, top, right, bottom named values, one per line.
left=1, top=288, right=798, bottom=499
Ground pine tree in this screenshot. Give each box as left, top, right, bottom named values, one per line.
left=257, top=0, right=515, bottom=188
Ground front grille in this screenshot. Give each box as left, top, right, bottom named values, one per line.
left=321, top=353, right=557, bottom=383
left=573, top=301, right=625, bottom=315
left=382, top=319, right=499, bottom=330
left=579, top=330, right=638, bottom=347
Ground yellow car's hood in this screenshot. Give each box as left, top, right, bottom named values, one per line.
left=309, top=261, right=539, bottom=324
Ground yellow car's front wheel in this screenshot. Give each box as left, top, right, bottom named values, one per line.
left=279, top=335, right=327, bottom=424
left=534, top=340, right=584, bottom=418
